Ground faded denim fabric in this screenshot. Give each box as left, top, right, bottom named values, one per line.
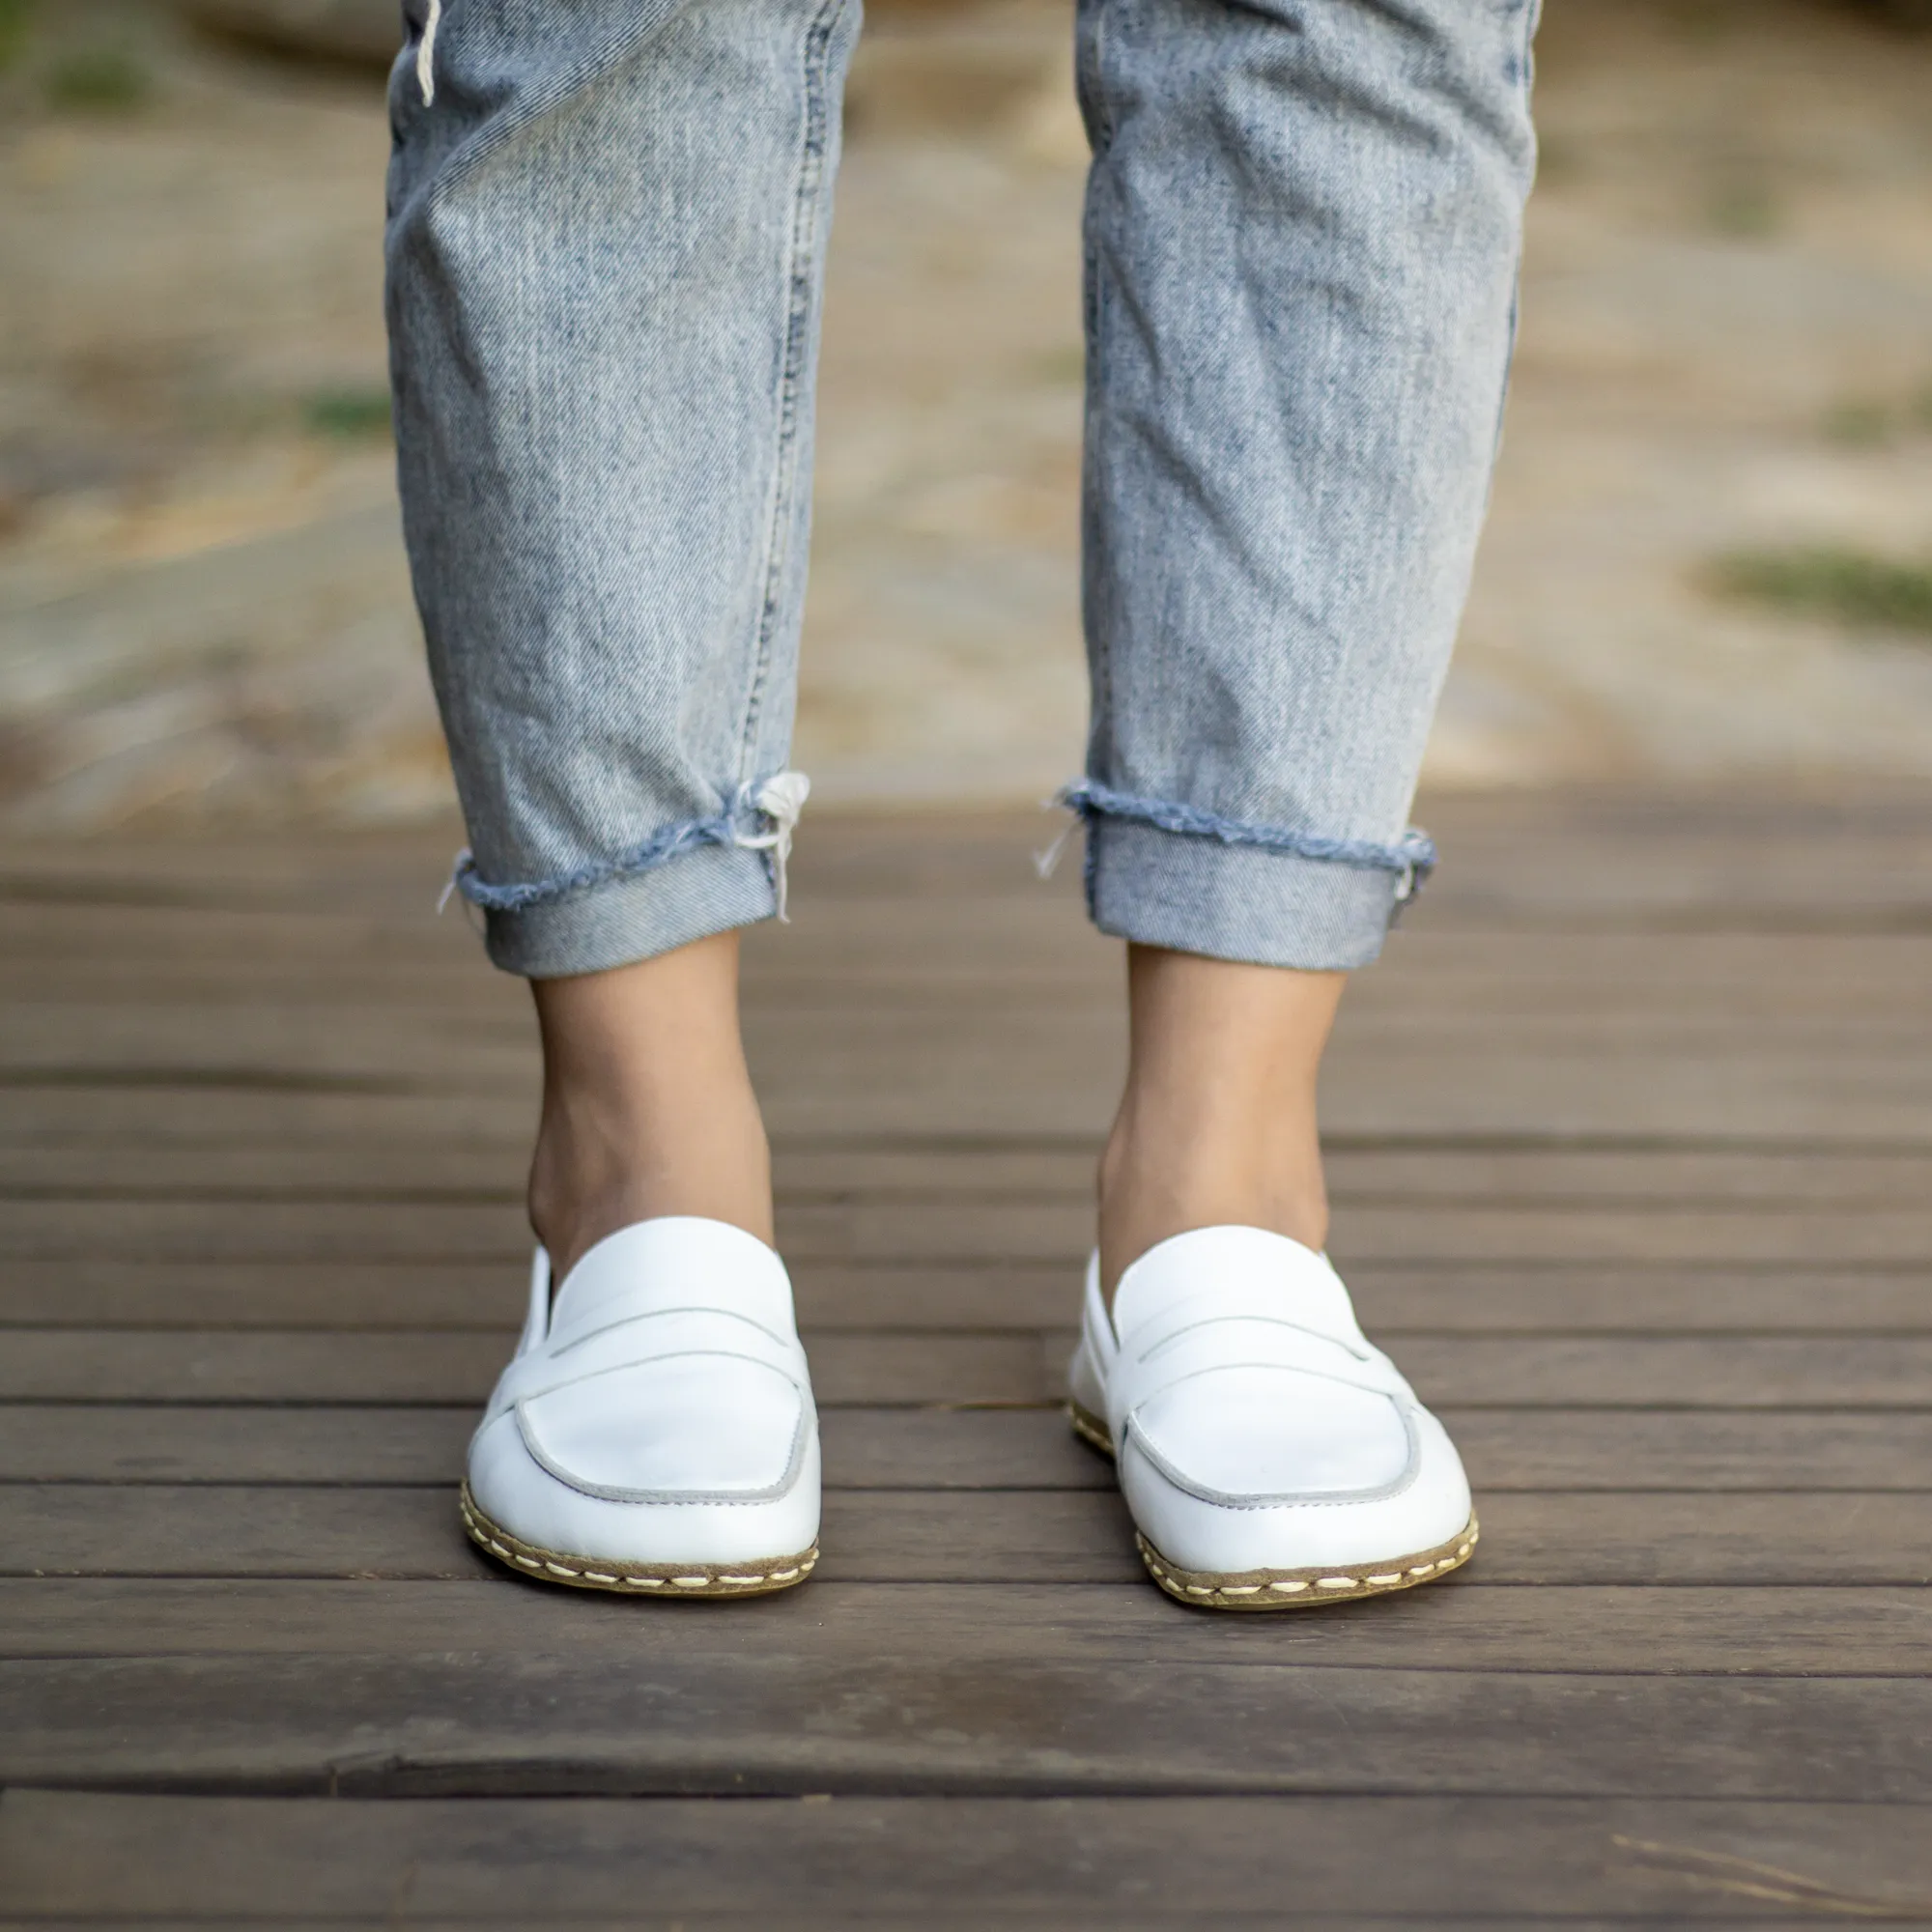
left=386, top=0, right=1537, bottom=978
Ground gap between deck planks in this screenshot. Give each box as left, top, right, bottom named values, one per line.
left=8, top=1789, right=1932, bottom=1921
left=6, top=1653, right=1932, bottom=1802
left=6, top=1577, right=1931, bottom=1675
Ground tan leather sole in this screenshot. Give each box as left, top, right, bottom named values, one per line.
left=459, top=1484, right=817, bottom=1600
left=1069, top=1399, right=1478, bottom=1612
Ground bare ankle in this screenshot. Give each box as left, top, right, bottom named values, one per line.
left=1097, top=1112, right=1328, bottom=1303
left=526, top=934, right=774, bottom=1280
left=1095, top=944, right=1345, bottom=1302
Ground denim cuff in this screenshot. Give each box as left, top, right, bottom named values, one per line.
left=457, top=773, right=809, bottom=978
left=1076, top=787, right=1432, bottom=972
left=481, top=842, right=777, bottom=978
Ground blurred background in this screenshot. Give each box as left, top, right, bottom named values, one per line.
left=2, top=0, right=1930, bottom=833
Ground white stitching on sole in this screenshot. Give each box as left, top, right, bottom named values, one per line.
left=459, top=1492, right=815, bottom=1595
left=1134, top=1520, right=1478, bottom=1606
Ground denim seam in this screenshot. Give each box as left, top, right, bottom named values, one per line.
left=1077, top=0, right=1115, bottom=771
left=448, top=780, right=788, bottom=914
left=1074, top=0, right=1115, bottom=153
left=736, top=0, right=847, bottom=785
left=1057, top=779, right=1437, bottom=900
left=1487, top=0, right=1540, bottom=472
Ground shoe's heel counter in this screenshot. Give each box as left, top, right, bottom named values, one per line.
left=1067, top=1328, right=1106, bottom=1421
left=1067, top=1250, right=1113, bottom=1435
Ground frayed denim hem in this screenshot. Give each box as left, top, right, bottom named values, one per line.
left=1052, top=779, right=1436, bottom=901
left=447, top=772, right=810, bottom=919
left=443, top=773, right=810, bottom=980
left=1056, top=779, right=1437, bottom=973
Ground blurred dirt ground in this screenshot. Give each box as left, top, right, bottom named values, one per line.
left=2, top=0, right=1930, bottom=830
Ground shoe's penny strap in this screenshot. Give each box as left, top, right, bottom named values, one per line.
left=1108, top=1291, right=1407, bottom=1441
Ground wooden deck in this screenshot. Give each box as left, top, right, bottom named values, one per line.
left=4, top=788, right=1932, bottom=1923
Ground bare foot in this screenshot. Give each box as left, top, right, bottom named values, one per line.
left=1096, top=944, right=1347, bottom=1304
left=525, top=930, right=773, bottom=1283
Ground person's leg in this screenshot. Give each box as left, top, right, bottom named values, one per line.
left=386, top=0, right=858, bottom=1275
left=1074, top=0, right=1539, bottom=1295
left=386, top=0, right=854, bottom=1595
left=1065, top=0, right=1536, bottom=1608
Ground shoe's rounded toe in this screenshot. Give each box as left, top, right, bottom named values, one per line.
left=1118, top=1368, right=1472, bottom=1582
left=467, top=1353, right=821, bottom=1576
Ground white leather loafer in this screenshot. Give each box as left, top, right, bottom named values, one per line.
left=1067, top=1225, right=1476, bottom=1610
left=461, top=1216, right=819, bottom=1599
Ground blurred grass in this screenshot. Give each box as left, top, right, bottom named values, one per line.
left=1819, top=383, right=1932, bottom=446
left=302, top=386, right=393, bottom=440
left=1821, top=400, right=1894, bottom=447
left=45, top=42, right=151, bottom=111
left=0, top=0, right=31, bottom=72
left=1708, top=182, right=1781, bottom=238
left=1712, top=548, right=1932, bottom=638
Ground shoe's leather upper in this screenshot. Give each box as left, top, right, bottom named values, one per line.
left=468, top=1217, right=820, bottom=1566
left=1071, top=1225, right=1471, bottom=1575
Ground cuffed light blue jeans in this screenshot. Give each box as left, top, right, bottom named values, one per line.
left=386, top=0, right=1537, bottom=978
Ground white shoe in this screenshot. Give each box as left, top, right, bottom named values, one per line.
left=1068, top=1226, right=1476, bottom=1610
left=462, top=1216, right=820, bottom=1598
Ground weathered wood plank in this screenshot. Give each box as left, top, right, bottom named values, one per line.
left=6, top=1329, right=1929, bottom=1406
left=9, top=1787, right=1932, bottom=1920
left=10, top=1074, right=1931, bottom=1158
left=5, top=1651, right=1931, bottom=1801
left=0, top=1330, right=1051, bottom=1406
left=13, top=1139, right=1932, bottom=1207
left=4, top=1403, right=1925, bottom=1493
left=14, top=996, right=1932, bottom=1065
left=11, top=1191, right=1932, bottom=1267
left=5, top=1578, right=1929, bottom=1678
left=0, top=1919, right=1850, bottom=1932
left=12, top=1044, right=1932, bottom=1148
left=0, top=1085, right=537, bottom=1146
left=7, top=1485, right=1931, bottom=1586
left=6, top=1256, right=1926, bottom=1335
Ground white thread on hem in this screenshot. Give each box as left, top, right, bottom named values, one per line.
left=733, top=770, right=811, bottom=921
left=416, top=0, right=441, bottom=104
left=1034, top=817, right=1077, bottom=880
